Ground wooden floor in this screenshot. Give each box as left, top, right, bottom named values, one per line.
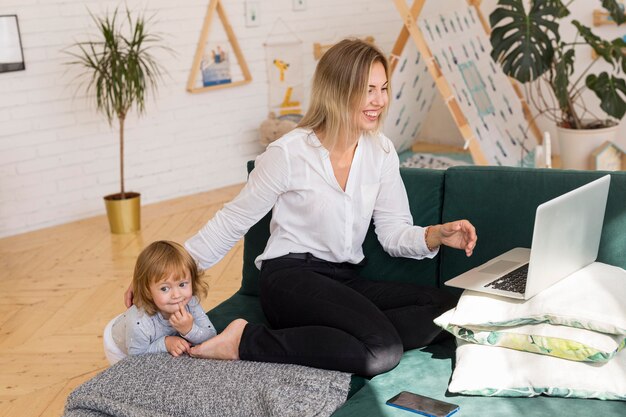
left=0, top=183, right=244, bottom=417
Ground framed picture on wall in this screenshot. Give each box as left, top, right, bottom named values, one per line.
left=0, top=15, right=25, bottom=73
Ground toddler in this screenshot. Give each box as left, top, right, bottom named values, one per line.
left=104, top=240, right=216, bottom=364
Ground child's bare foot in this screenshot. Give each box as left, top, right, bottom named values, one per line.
left=189, top=318, right=247, bottom=360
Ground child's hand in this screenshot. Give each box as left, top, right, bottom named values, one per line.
left=169, top=302, right=193, bottom=336
left=165, top=336, right=190, bottom=357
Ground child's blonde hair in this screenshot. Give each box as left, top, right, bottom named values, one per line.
left=132, top=240, right=208, bottom=315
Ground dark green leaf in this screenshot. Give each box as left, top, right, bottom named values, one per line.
left=553, top=0, right=570, bottom=18
left=602, top=0, right=626, bottom=25
left=489, top=0, right=564, bottom=82
left=554, top=48, right=575, bottom=108
left=66, top=8, right=168, bottom=123
left=587, top=73, right=626, bottom=119
left=573, top=21, right=615, bottom=65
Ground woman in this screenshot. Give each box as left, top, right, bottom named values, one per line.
left=129, top=39, right=477, bottom=377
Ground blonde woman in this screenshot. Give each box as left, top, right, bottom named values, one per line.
left=128, top=39, right=477, bottom=376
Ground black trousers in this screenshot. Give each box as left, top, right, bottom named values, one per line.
left=238, top=255, right=458, bottom=377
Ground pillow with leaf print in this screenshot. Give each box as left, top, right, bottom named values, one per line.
left=434, top=309, right=625, bottom=362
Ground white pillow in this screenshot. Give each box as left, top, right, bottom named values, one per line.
left=450, top=262, right=626, bottom=335
left=449, top=339, right=626, bottom=400
left=435, top=309, right=626, bottom=362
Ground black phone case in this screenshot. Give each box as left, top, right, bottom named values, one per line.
left=386, top=391, right=459, bottom=417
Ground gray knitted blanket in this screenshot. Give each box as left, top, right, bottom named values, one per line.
left=63, top=354, right=351, bottom=417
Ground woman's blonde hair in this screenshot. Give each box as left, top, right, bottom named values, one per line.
left=132, top=240, right=208, bottom=316
left=298, top=38, right=390, bottom=150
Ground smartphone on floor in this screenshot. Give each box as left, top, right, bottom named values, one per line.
left=386, top=391, right=459, bottom=417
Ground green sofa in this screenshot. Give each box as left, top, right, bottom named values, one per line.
left=208, top=165, right=626, bottom=416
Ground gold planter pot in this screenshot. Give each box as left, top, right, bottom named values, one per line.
left=103, top=192, right=141, bottom=234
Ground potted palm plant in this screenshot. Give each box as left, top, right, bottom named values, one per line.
left=489, top=0, right=626, bottom=169
left=67, top=8, right=167, bottom=233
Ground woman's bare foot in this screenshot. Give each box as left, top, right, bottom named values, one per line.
left=189, top=318, right=247, bottom=360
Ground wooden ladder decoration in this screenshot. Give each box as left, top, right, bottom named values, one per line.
left=390, top=0, right=542, bottom=165
left=187, top=0, right=252, bottom=93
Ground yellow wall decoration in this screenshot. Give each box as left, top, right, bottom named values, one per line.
left=265, top=20, right=303, bottom=117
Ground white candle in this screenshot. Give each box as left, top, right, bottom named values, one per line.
left=544, top=132, right=552, bottom=168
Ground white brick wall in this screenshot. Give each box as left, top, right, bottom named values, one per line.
left=0, top=0, right=403, bottom=237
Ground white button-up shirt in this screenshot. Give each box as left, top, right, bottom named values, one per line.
left=185, top=128, right=437, bottom=270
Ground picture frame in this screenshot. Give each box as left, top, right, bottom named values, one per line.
left=0, top=15, right=25, bottom=73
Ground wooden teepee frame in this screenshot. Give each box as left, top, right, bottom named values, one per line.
left=390, top=0, right=542, bottom=165
left=187, top=0, right=252, bottom=93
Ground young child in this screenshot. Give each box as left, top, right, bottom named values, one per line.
left=104, top=240, right=216, bottom=365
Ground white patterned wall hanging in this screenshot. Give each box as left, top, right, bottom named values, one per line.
left=384, top=43, right=437, bottom=153
left=418, top=5, right=537, bottom=166
left=391, top=0, right=542, bottom=167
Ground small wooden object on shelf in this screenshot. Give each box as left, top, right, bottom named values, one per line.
left=591, top=141, right=626, bottom=171
left=313, top=36, right=375, bottom=60
left=411, top=141, right=469, bottom=155
left=593, top=9, right=626, bottom=26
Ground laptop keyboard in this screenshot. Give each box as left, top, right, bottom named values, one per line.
left=484, top=263, right=529, bottom=294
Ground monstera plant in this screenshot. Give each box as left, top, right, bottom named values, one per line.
left=489, top=0, right=626, bottom=129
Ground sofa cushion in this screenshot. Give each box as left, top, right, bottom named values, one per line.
left=449, top=340, right=626, bottom=400
left=330, top=341, right=626, bottom=417
left=208, top=293, right=268, bottom=333
left=439, top=167, right=626, bottom=287
left=238, top=162, right=271, bottom=296
left=356, top=168, right=444, bottom=286
left=240, top=163, right=446, bottom=296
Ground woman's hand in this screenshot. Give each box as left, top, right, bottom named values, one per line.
left=124, top=283, right=133, bottom=308
left=165, top=336, right=190, bottom=357
left=427, top=220, right=477, bottom=257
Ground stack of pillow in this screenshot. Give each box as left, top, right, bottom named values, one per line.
left=434, top=262, right=626, bottom=400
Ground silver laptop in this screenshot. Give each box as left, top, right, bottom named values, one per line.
left=445, top=175, right=611, bottom=300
